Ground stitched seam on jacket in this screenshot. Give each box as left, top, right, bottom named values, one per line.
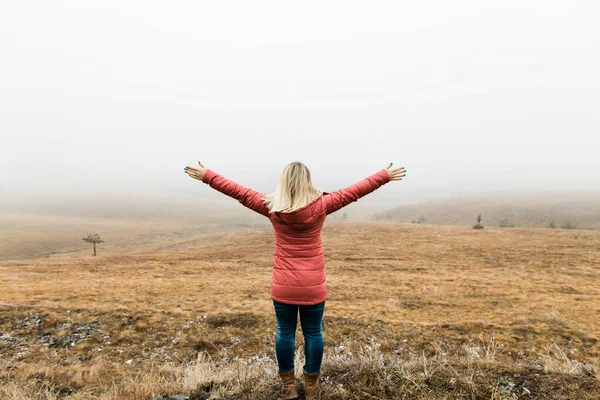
left=272, top=282, right=324, bottom=288
left=273, top=254, right=323, bottom=259
left=274, top=244, right=322, bottom=249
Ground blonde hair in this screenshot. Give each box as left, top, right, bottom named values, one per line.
left=263, top=161, right=324, bottom=213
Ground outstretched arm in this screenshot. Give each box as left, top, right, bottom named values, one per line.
left=185, top=162, right=269, bottom=217
left=323, top=163, right=406, bottom=215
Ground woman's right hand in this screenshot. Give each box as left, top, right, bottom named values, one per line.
left=184, top=161, right=208, bottom=182
left=385, top=163, right=406, bottom=181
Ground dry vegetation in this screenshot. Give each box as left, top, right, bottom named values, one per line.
left=0, top=222, right=599, bottom=399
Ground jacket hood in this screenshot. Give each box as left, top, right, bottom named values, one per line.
left=272, top=193, right=328, bottom=230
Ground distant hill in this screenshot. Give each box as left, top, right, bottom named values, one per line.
left=0, top=192, right=267, bottom=261
left=372, top=190, right=600, bottom=230
left=2, top=190, right=599, bottom=261
left=0, top=190, right=341, bottom=261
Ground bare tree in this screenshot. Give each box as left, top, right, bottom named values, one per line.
left=82, top=233, right=104, bottom=256
left=473, top=214, right=484, bottom=229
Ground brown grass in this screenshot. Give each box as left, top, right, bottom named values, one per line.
left=0, top=222, right=598, bottom=399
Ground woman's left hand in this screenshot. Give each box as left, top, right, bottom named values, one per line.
left=184, top=162, right=207, bottom=182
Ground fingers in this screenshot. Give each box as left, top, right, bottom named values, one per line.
left=385, top=163, right=404, bottom=173
left=390, top=169, right=406, bottom=177
left=185, top=159, right=207, bottom=182
left=388, top=165, right=406, bottom=181
left=184, top=166, right=202, bottom=180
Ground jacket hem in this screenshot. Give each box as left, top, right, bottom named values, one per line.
left=270, top=294, right=328, bottom=305
left=272, top=281, right=325, bottom=288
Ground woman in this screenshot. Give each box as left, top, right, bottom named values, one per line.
left=184, top=161, right=406, bottom=399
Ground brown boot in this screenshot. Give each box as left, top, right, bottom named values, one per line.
left=303, top=370, right=321, bottom=400
left=279, top=369, right=298, bottom=399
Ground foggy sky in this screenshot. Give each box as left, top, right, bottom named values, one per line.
left=1, top=0, right=599, bottom=204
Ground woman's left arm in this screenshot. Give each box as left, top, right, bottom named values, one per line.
left=185, top=163, right=269, bottom=217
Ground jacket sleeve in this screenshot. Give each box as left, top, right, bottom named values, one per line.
left=202, top=169, right=269, bottom=217
left=322, top=169, right=390, bottom=215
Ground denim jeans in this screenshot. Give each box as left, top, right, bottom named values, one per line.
left=272, top=299, right=325, bottom=374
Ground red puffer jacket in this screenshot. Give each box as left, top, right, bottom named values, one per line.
left=202, top=168, right=391, bottom=305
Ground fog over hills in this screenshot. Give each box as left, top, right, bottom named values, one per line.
left=2, top=189, right=599, bottom=261
left=373, top=190, right=600, bottom=230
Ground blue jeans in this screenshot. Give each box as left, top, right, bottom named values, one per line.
left=273, top=299, right=325, bottom=374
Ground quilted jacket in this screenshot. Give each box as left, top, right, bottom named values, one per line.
left=202, top=168, right=391, bottom=305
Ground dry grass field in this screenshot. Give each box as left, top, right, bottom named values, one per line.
left=0, top=222, right=599, bottom=399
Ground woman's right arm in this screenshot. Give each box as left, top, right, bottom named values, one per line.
left=185, top=162, right=269, bottom=217
left=322, top=164, right=406, bottom=215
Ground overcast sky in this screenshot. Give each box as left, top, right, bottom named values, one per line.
left=1, top=0, right=598, bottom=203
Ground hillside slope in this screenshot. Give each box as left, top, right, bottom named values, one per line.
left=373, top=190, right=600, bottom=230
